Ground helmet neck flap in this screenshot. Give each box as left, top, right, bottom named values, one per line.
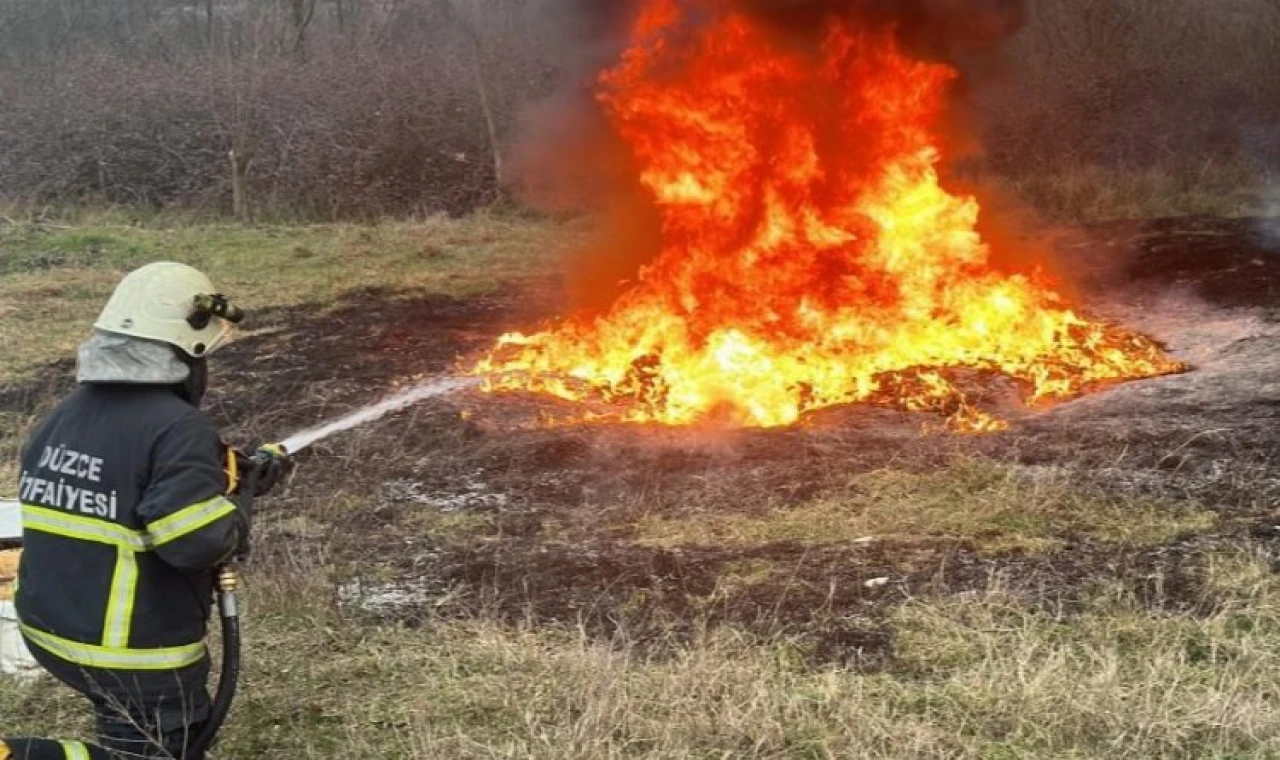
left=75, top=330, right=208, bottom=407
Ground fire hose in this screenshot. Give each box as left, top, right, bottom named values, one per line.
left=188, top=441, right=290, bottom=759
left=187, top=378, right=474, bottom=754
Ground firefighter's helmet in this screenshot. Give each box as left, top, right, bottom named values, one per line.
left=94, top=262, right=242, bottom=357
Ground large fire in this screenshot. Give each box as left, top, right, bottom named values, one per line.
left=474, top=0, right=1181, bottom=431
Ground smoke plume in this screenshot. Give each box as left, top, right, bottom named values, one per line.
left=738, top=0, right=1024, bottom=58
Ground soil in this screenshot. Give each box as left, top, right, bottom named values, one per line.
left=3, top=216, right=1278, bottom=666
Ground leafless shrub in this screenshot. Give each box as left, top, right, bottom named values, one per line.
left=0, top=1, right=562, bottom=218
left=0, top=0, right=1277, bottom=219
left=976, top=0, right=1280, bottom=178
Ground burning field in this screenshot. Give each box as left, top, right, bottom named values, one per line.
left=4, top=0, right=1275, bottom=667
left=208, top=0, right=1275, bottom=659
left=5, top=209, right=1279, bottom=755
left=184, top=212, right=1277, bottom=650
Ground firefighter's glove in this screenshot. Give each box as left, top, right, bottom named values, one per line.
left=233, top=504, right=253, bottom=562
left=249, top=443, right=293, bottom=497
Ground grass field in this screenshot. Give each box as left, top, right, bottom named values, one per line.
left=0, top=210, right=571, bottom=379
left=1, top=212, right=1278, bottom=758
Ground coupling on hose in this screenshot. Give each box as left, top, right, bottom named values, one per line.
left=217, top=567, right=239, bottom=594
left=217, top=567, right=240, bottom=619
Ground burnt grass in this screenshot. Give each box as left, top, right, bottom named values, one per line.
left=5, top=216, right=1280, bottom=667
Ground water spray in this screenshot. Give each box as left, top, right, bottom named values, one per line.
left=276, top=375, right=479, bottom=455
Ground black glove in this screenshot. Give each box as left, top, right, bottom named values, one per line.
left=249, top=444, right=293, bottom=496
left=230, top=488, right=253, bottom=562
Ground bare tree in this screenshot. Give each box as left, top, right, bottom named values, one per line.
left=443, top=0, right=505, bottom=191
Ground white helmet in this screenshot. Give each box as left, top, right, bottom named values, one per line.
left=94, top=262, right=241, bottom=357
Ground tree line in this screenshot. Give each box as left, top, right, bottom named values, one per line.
left=0, top=0, right=1275, bottom=219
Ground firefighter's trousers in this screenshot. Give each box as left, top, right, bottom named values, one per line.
left=25, top=637, right=211, bottom=760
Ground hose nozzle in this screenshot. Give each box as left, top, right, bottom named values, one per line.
left=248, top=442, right=290, bottom=470
left=259, top=442, right=289, bottom=458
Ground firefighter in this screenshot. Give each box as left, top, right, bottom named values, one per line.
left=12, top=262, right=288, bottom=759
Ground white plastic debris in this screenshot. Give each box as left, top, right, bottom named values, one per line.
left=863, top=576, right=890, bottom=589
left=0, top=500, right=39, bottom=680
left=0, top=600, right=39, bottom=679
left=0, top=499, right=19, bottom=541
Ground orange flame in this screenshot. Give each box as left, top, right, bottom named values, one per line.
left=475, top=0, right=1182, bottom=430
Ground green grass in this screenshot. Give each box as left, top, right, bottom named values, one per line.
left=0, top=212, right=571, bottom=381
left=633, top=459, right=1218, bottom=555
left=993, top=160, right=1264, bottom=223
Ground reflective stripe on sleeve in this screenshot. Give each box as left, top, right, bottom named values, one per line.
left=20, top=622, right=206, bottom=671
left=21, top=505, right=149, bottom=551
left=59, top=741, right=91, bottom=760
left=146, top=495, right=238, bottom=547
left=101, top=546, right=139, bottom=649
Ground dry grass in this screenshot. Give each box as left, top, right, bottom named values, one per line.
left=4, top=546, right=1277, bottom=758
left=0, top=212, right=571, bottom=381
left=0, top=409, right=44, bottom=499
left=633, top=459, right=1218, bottom=554
left=992, top=161, right=1266, bottom=223
left=1, top=214, right=1272, bottom=757
left=0, top=460, right=17, bottom=499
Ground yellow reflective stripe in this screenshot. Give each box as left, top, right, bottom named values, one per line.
left=102, top=546, right=138, bottom=649
left=59, top=742, right=90, bottom=760
left=21, top=504, right=149, bottom=551
left=21, top=622, right=205, bottom=671
left=147, top=495, right=238, bottom=547
left=21, top=499, right=230, bottom=671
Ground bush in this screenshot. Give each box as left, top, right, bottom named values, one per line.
left=0, top=0, right=1277, bottom=221
left=0, top=52, right=500, bottom=217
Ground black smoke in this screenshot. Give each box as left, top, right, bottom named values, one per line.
left=531, top=0, right=1026, bottom=63
left=740, top=0, right=1025, bottom=47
